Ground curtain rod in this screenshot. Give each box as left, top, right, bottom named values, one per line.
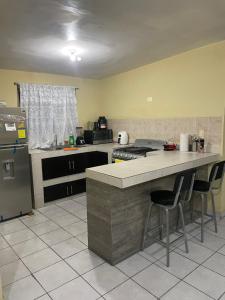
left=14, top=82, right=79, bottom=90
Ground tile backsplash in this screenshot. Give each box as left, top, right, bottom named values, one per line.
left=108, top=116, right=223, bottom=153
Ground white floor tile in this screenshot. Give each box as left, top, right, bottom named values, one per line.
left=185, top=266, right=225, bottom=299
left=141, top=243, right=171, bottom=261
left=39, top=206, right=67, bottom=218
left=104, top=279, right=156, bottom=300
left=49, top=277, right=99, bottom=300
left=218, top=244, right=225, bottom=256
left=0, top=260, right=30, bottom=286
left=12, top=237, right=47, bottom=258
left=73, top=195, right=87, bottom=207
left=133, top=264, right=179, bottom=298
left=34, top=261, right=78, bottom=292
left=64, top=221, right=87, bottom=236
left=206, top=224, right=225, bottom=239
left=191, top=231, right=225, bottom=251
left=175, top=240, right=213, bottom=263
left=116, top=253, right=151, bottom=277
left=22, top=248, right=61, bottom=273
left=40, top=228, right=72, bottom=246
left=156, top=252, right=198, bottom=279
left=71, top=208, right=87, bottom=220
left=52, top=237, right=86, bottom=259
left=76, top=231, right=88, bottom=245
left=21, top=214, right=48, bottom=227
left=36, top=295, right=52, bottom=300
left=0, top=247, right=18, bottom=267
left=57, top=200, right=84, bottom=212
left=0, top=236, right=9, bottom=250
left=49, top=213, right=80, bottom=227
left=219, top=293, right=225, bottom=300
left=4, top=229, right=36, bottom=245
left=203, top=252, right=225, bottom=277
left=65, top=249, right=104, bottom=275
left=83, top=263, right=128, bottom=295
left=161, top=281, right=212, bottom=300
left=31, top=220, right=59, bottom=235
left=3, top=275, right=45, bottom=300
left=0, top=220, right=27, bottom=235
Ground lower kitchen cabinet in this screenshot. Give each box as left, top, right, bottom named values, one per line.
left=44, top=179, right=86, bottom=202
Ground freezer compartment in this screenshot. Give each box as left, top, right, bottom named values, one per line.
left=0, top=144, right=32, bottom=221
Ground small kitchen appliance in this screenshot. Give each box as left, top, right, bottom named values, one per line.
left=98, top=116, right=107, bottom=129
left=0, top=107, right=32, bottom=220
left=84, top=129, right=113, bottom=144
left=112, top=139, right=165, bottom=162
left=76, top=127, right=85, bottom=146
left=118, top=131, right=129, bottom=145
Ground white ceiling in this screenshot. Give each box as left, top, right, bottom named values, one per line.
left=0, top=0, right=225, bottom=79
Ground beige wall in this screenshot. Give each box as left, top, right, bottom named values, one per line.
left=100, top=41, right=225, bottom=119
left=0, top=69, right=101, bottom=127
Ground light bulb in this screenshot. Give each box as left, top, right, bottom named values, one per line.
left=76, top=56, right=82, bottom=61
left=70, top=52, right=76, bottom=62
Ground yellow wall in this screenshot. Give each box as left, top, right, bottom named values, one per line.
left=0, top=69, right=101, bottom=127
left=100, top=41, right=225, bottom=119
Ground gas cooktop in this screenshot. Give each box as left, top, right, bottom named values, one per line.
left=112, top=139, right=165, bottom=161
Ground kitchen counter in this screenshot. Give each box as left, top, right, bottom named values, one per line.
left=30, top=143, right=125, bottom=208
left=86, top=151, right=219, bottom=188
left=29, top=143, right=124, bottom=157
left=86, top=151, right=220, bottom=265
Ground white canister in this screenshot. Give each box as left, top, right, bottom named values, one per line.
left=180, top=133, right=190, bottom=152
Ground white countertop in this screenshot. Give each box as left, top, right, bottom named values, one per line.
left=29, top=143, right=125, bottom=158
left=86, top=151, right=220, bottom=188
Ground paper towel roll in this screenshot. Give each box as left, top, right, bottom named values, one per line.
left=180, top=133, right=190, bottom=152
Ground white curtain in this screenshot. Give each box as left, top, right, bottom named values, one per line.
left=20, top=83, right=78, bottom=149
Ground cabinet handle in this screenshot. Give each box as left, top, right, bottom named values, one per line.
left=72, top=161, right=75, bottom=170
left=68, top=160, right=71, bottom=169
left=66, top=186, right=69, bottom=196
left=70, top=185, right=73, bottom=194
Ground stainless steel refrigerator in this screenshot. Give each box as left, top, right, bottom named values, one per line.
left=0, top=107, right=32, bottom=221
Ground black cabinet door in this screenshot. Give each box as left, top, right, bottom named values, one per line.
left=44, top=179, right=86, bottom=202
left=44, top=182, right=68, bottom=202
left=42, top=153, right=88, bottom=180
left=71, top=179, right=86, bottom=195
left=42, top=156, right=68, bottom=180
left=68, top=153, right=88, bottom=174
left=87, top=151, right=108, bottom=168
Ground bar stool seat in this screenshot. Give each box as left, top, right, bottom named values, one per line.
left=193, top=180, right=210, bottom=192
left=151, top=190, right=175, bottom=206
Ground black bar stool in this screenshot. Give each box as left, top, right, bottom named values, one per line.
left=142, top=169, right=196, bottom=267
left=193, top=160, right=225, bottom=242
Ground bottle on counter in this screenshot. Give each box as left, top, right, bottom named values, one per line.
left=69, top=133, right=75, bottom=147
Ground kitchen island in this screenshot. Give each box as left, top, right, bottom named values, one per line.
left=86, top=151, right=220, bottom=265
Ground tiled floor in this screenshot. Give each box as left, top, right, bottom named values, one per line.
left=1, top=194, right=225, bottom=299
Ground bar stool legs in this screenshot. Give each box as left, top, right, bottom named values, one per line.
left=210, top=191, right=218, bottom=233
left=178, top=203, right=189, bottom=254
left=165, top=209, right=170, bottom=267
left=200, top=194, right=205, bottom=243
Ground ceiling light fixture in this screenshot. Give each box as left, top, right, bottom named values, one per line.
left=69, top=51, right=82, bottom=62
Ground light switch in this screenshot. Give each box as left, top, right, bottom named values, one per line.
left=147, top=97, right=153, bottom=102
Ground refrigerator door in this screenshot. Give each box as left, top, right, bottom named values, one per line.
left=0, top=107, right=27, bottom=145
left=0, top=144, right=32, bottom=220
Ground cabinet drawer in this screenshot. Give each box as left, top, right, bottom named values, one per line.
left=44, top=179, right=86, bottom=202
